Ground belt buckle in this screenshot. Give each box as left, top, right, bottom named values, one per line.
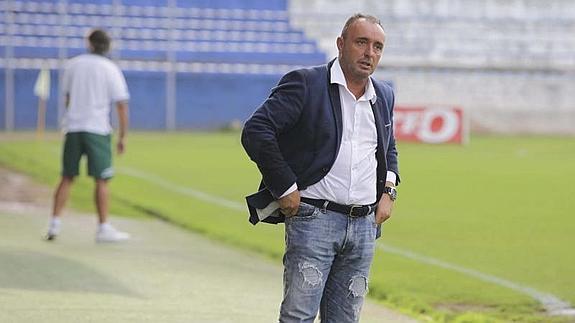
left=349, top=205, right=362, bottom=217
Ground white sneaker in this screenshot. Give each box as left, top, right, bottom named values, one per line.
left=96, top=224, right=130, bottom=243
left=46, top=230, right=58, bottom=241
left=45, top=218, right=61, bottom=241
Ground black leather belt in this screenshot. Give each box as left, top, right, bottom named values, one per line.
left=301, top=197, right=376, bottom=218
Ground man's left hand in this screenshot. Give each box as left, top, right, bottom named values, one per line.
left=116, top=139, right=125, bottom=155
left=375, top=193, right=394, bottom=224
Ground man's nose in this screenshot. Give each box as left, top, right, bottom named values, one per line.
left=364, top=44, right=375, bottom=57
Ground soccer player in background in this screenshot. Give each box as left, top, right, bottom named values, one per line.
left=46, top=29, right=131, bottom=243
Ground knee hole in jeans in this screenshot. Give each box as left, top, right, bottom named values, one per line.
left=348, top=275, right=368, bottom=298
left=298, top=262, right=323, bottom=289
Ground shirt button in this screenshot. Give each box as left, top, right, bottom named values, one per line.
left=322, top=167, right=329, bottom=173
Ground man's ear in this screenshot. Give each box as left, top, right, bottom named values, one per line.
left=336, top=37, right=343, bottom=51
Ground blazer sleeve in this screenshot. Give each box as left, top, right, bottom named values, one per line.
left=241, top=69, right=308, bottom=198
left=385, top=88, right=401, bottom=185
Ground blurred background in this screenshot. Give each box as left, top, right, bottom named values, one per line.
left=2, top=0, right=573, bottom=135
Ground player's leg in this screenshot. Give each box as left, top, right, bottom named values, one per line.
left=95, top=178, right=109, bottom=225
left=85, top=132, right=129, bottom=242
left=46, top=133, right=82, bottom=240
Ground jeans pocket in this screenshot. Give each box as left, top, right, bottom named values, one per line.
left=292, top=202, right=319, bottom=219
left=369, top=212, right=378, bottom=227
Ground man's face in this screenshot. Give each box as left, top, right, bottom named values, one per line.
left=337, top=19, right=385, bottom=81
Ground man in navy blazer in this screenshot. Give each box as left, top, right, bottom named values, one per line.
left=242, top=13, right=400, bottom=323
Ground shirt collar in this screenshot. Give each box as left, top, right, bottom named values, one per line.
left=330, top=58, right=377, bottom=103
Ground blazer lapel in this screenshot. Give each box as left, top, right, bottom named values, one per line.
left=327, top=59, right=343, bottom=155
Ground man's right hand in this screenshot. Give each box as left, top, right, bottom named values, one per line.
left=278, top=190, right=300, bottom=217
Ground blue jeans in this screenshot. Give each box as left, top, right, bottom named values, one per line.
left=279, top=202, right=377, bottom=323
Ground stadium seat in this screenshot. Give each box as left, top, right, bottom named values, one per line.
left=4, top=0, right=325, bottom=65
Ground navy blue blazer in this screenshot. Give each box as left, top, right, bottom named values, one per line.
left=241, top=59, right=400, bottom=224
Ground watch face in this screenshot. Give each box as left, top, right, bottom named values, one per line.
left=385, top=187, right=397, bottom=200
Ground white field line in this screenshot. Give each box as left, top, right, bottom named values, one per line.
left=379, top=244, right=575, bottom=316
left=118, top=167, right=575, bottom=316
left=119, top=167, right=245, bottom=211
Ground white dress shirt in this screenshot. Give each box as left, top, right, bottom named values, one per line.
left=282, top=59, right=396, bottom=204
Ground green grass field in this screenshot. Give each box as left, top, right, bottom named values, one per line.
left=1, top=132, right=574, bottom=322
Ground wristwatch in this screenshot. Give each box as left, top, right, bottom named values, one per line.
left=383, top=186, right=397, bottom=201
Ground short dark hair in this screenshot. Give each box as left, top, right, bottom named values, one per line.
left=340, top=13, right=383, bottom=38
left=88, top=29, right=111, bottom=55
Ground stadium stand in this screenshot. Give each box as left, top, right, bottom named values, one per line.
left=3, top=0, right=574, bottom=134
left=1, top=0, right=326, bottom=130
left=288, top=0, right=575, bottom=134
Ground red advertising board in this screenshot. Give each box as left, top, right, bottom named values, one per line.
left=394, top=106, right=467, bottom=144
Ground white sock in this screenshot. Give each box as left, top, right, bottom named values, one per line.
left=48, top=217, right=61, bottom=233
left=99, top=222, right=112, bottom=231
left=50, top=217, right=61, bottom=226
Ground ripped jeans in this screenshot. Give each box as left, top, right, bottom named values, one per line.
left=279, top=202, right=377, bottom=323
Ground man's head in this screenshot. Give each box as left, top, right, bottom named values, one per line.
left=87, top=29, right=111, bottom=55
left=337, top=14, right=385, bottom=82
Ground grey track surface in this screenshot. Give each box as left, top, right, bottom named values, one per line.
left=0, top=208, right=418, bottom=323
left=0, top=169, right=418, bottom=323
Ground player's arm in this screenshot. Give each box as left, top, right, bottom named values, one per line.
left=116, top=101, right=128, bottom=155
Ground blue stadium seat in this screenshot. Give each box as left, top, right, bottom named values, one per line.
left=176, top=51, right=325, bottom=65
left=2, top=0, right=326, bottom=131
left=6, top=0, right=325, bottom=66
left=120, top=49, right=167, bottom=61
left=175, top=0, right=287, bottom=11
left=13, top=46, right=59, bottom=59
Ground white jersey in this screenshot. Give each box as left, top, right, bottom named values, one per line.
left=62, top=53, right=129, bottom=135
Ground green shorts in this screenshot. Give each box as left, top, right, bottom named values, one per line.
left=62, top=132, right=113, bottom=180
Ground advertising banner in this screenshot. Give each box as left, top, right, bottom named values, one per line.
left=394, top=106, right=467, bottom=144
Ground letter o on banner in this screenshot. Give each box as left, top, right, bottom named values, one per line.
left=418, top=109, right=459, bottom=144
